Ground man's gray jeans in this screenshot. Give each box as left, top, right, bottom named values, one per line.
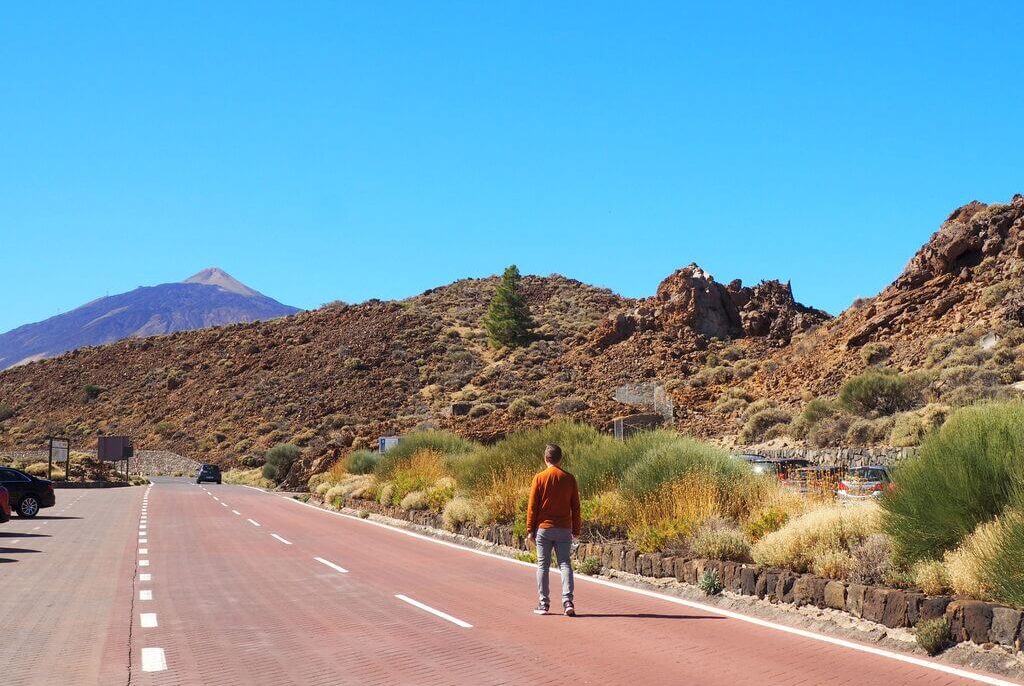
left=535, top=527, right=574, bottom=606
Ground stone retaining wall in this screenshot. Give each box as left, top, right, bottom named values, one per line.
left=335, top=495, right=1022, bottom=651
left=133, top=450, right=201, bottom=476
left=738, top=446, right=921, bottom=467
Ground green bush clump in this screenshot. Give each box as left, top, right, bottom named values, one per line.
left=347, top=450, right=380, bottom=474
left=576, top=556, right=602, bottom=575
left=374, top=431, right=476, bottom=479
left=698, top=568, right=724, bottom=596
left=789, top=399, right=839, bottom=440
left=459, top=420, right=611, bottom=494
left=0, top=405, right=14, bottom=422
left=83, top=384, right=105, bottom=401
left=618, top=435, right=743, bottom=497
left=838, top=370, right=921, bottom=416
left=882, top=402, right=1024, bottom=562
left=739, top=408, right=792, bottom=444
left=915, top=618, right=951, bottom=656
left=262, top=443, right=300, bottom=483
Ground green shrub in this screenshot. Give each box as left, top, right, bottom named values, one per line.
left=789, top=399, right=839, bottom=439
left=881, top=402, right=1024, bottom=562
left=915, top=618, right=951, bottom=656
left=468, top=403, right=496, bottom=418
left=838, top=370, right=920, bottom=416
left=698, top=569, right=724, bottom=596
left=459, top=420, right=611, bottom=494
left=576, top=556, right=602, bottom=575
left=912, top=560, right=950, bottom=595
left=0, top=405, right=14, bottom=422
left=347, top=450, right=380, bottom=475
left=261, top=443, right=300, bottom=483
left=617, top=435, right=742, bottom=497
left=508, top=396, right=540, bottom=418
left=739, top=409, right=792, bottom=444
left=374, top=431, right=476, bottom=479
left=744, top=506, right=790, bottom=541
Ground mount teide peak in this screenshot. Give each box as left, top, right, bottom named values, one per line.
left=0, top=268, right=299, bottom=369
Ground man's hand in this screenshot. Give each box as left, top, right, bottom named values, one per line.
left=527, top=532, right=536, bottom=545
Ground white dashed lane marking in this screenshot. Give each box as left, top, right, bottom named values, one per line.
left=140, top=613, right=158, bottom=628
left=314, top=557, right=349, bottom=574
left=140, top=590, right=153, bottom=601
left=395, top=594, right=472, bottom=628
left=141, top=647, right=167, bottom=672
left=247, top=519, right=261, bottom=527
left=271, top=534, right=292, bottom=545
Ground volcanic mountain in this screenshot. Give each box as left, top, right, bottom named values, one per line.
left=0, top=268, right=299, bottom=370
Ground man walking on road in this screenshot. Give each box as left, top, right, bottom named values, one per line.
left=527, top=443, right=581, bottom=617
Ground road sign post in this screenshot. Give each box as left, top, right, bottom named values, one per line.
left=48, top=437, right=70, bottom=481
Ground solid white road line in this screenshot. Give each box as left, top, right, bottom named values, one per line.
left=141, top=647, right=167, bottom=672
left=314, top=556, right=349, bottom=574
left=140, top=590, right=153, bottom=601
left=283, top=496, right=1017, bottom=686
left=395, top=594, right=472, bottom=628
left=140, top=573, right=151, bottom=581
left=271, top=534, right=292, bottom=545
left=140, top=612, right=158, bottom=628
left=232, top=510, right=241, bottom=515
left=139, top=559, right=150, bottom=567
left=247, top=519, right=261, bottom=527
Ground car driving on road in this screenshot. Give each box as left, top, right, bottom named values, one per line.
left=837, top=465, right=894, bottom=500
left=197, top=464, right=222, bottom=484
left=0, top=467, right=56, bottom=517
left=0, top=485, right=10, bottom=523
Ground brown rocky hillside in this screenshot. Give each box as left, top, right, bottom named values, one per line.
left=1, top=195, right=1021, bottom=474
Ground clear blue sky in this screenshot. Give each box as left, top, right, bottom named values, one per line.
left=2, top=2, right=1022, bottom=332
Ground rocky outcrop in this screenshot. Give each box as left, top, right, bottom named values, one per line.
left=594, top=264, right=829, bottom=348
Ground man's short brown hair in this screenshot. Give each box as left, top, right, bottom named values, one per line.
left=544, top=443, right=562, bottom=464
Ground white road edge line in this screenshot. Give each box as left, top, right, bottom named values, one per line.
left=141, top=647, right=167, bottom=672
left=280, top=496, right=1018, bottom=686
left=395, top=594, right=472, bottom=628
left=140, top=613, right=158, bottom=628
left=314, top=556, right=349, bottom=574
left=271, top=533, right=292, bottom=545
left=247, top=518, right=261, bottom=527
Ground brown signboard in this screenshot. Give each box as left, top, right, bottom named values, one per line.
left=98, top=435, right=133, bottom=461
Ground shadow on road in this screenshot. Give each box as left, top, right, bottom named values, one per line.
left=0, top=547, right=41, bottom=554
left=572, top=613, right=725, bottom=620
left=0, top=532, right=50, bottom=538
left=32, top=516, right=82, bottom=520
left=0, top=558, right=17, bottom=563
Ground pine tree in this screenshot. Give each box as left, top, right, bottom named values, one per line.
left=483, top=265, right=535, bottom=348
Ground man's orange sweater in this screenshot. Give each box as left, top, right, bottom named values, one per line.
left=526, top=465, right=581, bottom=537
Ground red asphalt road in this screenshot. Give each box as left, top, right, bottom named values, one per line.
left=4, top=478, right=1022, bottom=685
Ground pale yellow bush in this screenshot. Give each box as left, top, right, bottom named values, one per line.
left=913, top=559, right=951, bottom=595
left=813, top=549, right=856, bottom=580
left=751, top=503, right=883, bottom=572
left=400, top=489, right=429, bottom=510
left=377, top=482, right=396, bottom=506
left=943, top=515, right=1015, bottom=600
left=442, top=496, right=487, bottom=531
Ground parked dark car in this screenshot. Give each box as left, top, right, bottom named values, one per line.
left=0, top=485, right=10, bottom=523
left=197, top=464, right=222, bottom=484
left=0, top=467, right=56, bottom=518
left=749, top=458, right=812, bottom=482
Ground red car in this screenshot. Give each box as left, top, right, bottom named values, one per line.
left=0, top=485, right=10, bottom=523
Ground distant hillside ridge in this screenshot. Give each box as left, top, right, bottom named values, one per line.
left=0, top=268, right=298, bottom=369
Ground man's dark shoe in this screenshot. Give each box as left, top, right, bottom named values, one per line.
left=533, top=602, right=549, bottom=615
left=563, top=601, right=576, bottom=617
